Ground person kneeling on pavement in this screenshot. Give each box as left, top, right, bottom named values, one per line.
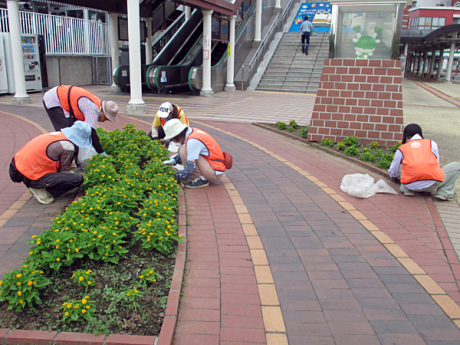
left=9, top=121, right=93, bottom=204
left=388, top=123, right=460, bottom=200
left=148, top=102, right=189, bottom=141
left=162, top=119, right=232, bottom=188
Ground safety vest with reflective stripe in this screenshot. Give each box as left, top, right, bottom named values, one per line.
left=14, top=132, right=69, bottom=181
left=159, top=106, right=189, bottom=127
left=186, top=128, right=226, bottom=172
left=399, top=139, right=444, bottom=184
left=57, top=85, right=102, bottom=121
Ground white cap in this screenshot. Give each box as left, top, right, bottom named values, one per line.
left=158, top=102, right=173, bottom=118
left=163, top=119, right=188, bottom=140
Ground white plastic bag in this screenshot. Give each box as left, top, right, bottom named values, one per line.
left=77, top=146, right=98, bottom=167
left=340, top=173, right=397, bottom=199
left=168, top=141, right=181, bottom=153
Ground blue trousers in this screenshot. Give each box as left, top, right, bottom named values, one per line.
left=301, top=32, right=310, bottom=52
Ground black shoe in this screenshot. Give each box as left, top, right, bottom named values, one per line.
left=305, top=51, right=308, bottom=55
left=185, top=177, right=209, bottom=189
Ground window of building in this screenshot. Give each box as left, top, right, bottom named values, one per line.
left=412, top=16, right=445, bottom=30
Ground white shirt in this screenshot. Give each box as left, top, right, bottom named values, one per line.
left=388, top=134, right=440, bottom=190
left=185, top=128, right=224, bottom=175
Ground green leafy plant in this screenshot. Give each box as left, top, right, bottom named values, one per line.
left=0, top=265, right=50, bottom=312
left=374, top=149, right=384, bottom=158
left=378, top=159, right=392, bottom=170
left=288, top=127, right=294, bottom=132
left=139, top=268, right=159, bottom=289
left=71, top=269, right=95, bottom=291
left=344, top=146, right=360, bottom=157
left=320, top=138, right=334, bottom=147
left=276, top=122, right=286, bottom=130
left=343, top=136, right=359, bottom=147
left=362, top=152, right=376, bottom=163
left=289, top=120, right=299, bottom=129
left=391, top=142, right=402, bottom=152
left=369, top=142, right=379, bottom=150
left=337, top=142, right=347, bottom=151
left=362, top=147, right=371, bottom=153
left=382, top=153, right=394, bottom=161
left=62, top=296, right=95, bottom=322
left=299, top=126, right=309, bottom=138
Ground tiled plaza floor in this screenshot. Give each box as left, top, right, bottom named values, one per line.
left=1, top=84, right=460, bottom=344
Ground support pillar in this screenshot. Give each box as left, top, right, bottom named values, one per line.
left=422, top=51, right=428, bottom=77
left=274, top=0, right=282, bottom=14
left=200, top=9, right=214, bottom=97
left=145, top=17, right=153, bottom=64
left=225, top=15, right=236, bottom=92
left=109, top=12, right=121, bottom=92
left=403, top=43, right=409, bottom=72
left=127, top=0, right=146, bottom=114
left=428, top=49, right=436, bottom=79
left=185, top=7, right=191, bottom=20
left=6, top=0, right=30, bottom=104
left=436, top=49, right=444, bottom=80
left=254, top=0, right=262, bottom=43
left=415, top=51, right=420, bottom=75
left=445, top=32, right=457, bottom=83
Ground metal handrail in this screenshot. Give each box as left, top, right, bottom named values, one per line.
left=241, top=0, right=300, bottom=89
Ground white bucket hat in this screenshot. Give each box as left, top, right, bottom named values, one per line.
left=102, top=101, right=119, bottom=122
left=163, top=119, right=188, bottom=140
left=158, top=102, right=173, bottom=118
left=61, top=121, right=92, bottom=148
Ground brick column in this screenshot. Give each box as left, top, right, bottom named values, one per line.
left=307, top=59, right=404, bottom=146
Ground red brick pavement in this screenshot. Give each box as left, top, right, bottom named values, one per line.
left=200, top=120, right=460, bottom=305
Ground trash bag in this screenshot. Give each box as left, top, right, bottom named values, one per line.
left=168, top=141, right=181, bottom=153
left=340, top=173, right=397, bottom=199
left=77, top=146, right=98, bottom=167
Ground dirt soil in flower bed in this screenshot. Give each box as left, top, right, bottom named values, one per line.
left=0, top=236, right=175, bottom=336
left=263, top=123, right=396, bottom=169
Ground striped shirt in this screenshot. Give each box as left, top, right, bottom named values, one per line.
left=43, top=87, right=100, bottom=129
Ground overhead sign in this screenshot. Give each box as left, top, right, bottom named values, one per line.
left=289, top=2, right=332, bottom=33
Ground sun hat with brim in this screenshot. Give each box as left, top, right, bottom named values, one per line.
left=158, top=102, right=173, bottom=118
left=163, top=119, right=188, bottom=140
left=62, top=121, right=93, bottom=148
left=102, top=101, right=119, bottom=122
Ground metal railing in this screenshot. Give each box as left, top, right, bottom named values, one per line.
left=0, top=9, right=110, bottom=56
left=241, top=0, right=300, bottom=90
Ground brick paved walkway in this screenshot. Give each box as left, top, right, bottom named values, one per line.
left=1, top=87, right=460, bottom=344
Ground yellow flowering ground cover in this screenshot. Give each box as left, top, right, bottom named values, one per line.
left=0, top=124, right=181, bottom=335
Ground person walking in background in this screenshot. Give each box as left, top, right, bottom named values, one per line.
left=9, top=121, right=93, bottom=204
left=148, top=102, right=189, bottom=141
left=43, top=85, right=119, bottom=156
left=297, top=16, right=313, bottom=55
left=388, top=124, right=460, bottom=201
left=162, top=119, right=232, bottom=189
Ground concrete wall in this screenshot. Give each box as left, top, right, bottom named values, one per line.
left=45, top=56, right=93, bottom=87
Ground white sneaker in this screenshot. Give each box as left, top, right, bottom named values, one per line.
left=29, top=188, right=54, bottom=204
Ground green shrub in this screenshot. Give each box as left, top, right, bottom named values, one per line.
left=320, top=138, right=334, bottom=147
left=362, top=147, right=371, bottom=153
left=374, top=149, right=384, bottom=158
left=383, top=153, right=394, bottom=161
left=369, top=142, right=379, bottom=150
left=276, top=122, right=286, bottom=130
left=299, top=126, right=309, bottom=138
left=337, top=142, right=347, bottom=151
left=288, top=127, right=294, bottom=132
left=378, top=159, right=392, bottom=170
left=391, top=142, right=402, bottom=152
left=343, top=136, right=359, bottom=147
left=289, top=120, right=299, bottom=129
left=344, top=145, right=360, bottom=156
left=362, top=152, right=376, bottom=163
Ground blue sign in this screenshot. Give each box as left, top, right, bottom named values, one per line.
left=289, top=2, right=332, bottom=33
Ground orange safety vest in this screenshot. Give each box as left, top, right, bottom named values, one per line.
left=186, top=128, right=226, bottom=172
left=159, top=105, right=189, bottom=127
left=14, top=132, right=70, bottom=181
left=57, top=85, right=102, bottom=121
left=399, top=139, right=444, bottom=184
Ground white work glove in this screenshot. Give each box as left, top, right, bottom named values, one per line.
left=163, top=158, right=176, bottom=165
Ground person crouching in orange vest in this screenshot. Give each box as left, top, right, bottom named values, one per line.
left=9, top=121, right=93, bottom=204
left=148, top=102, right=189, bottom=141
left=161, top=119, right=232, bottom=188
left=388, top=123, right=460, bottom=200
left=43, top=85, right=119, bottom=157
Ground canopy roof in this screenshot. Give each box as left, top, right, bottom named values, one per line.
left=401, top=24, right=460, bottom=50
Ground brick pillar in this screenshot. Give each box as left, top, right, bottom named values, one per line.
left=307, top=59, right=404, bottom=147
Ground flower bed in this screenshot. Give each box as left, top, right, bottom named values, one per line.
left=261, top=121, right=400, bottom=171
left=0, top=124, right=181, bottom=336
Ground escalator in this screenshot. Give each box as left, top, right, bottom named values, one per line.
left=113, top=9, right=202, bottom=90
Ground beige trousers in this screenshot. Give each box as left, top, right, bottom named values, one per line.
left=178, top=145, right=222, bottom=183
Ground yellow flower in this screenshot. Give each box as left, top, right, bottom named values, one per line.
left=65, top=312, right=69, bottom=316
left=87, top=281, right=91, bottom=285
left=139, top=275, right=144, bottom=279
left=16, top=274, right=22, bottom=278
left=0, top=281, right=2, bottom=285
left=56, top=239, right=60, bottom=243
left=82, top=299, right=87, bottom=304
left=27, top=281, right=33, bottom=286
left=79, top=276, right=84, bottom=281
left=67, top=303, right=72, bottom=308
left=56, top=245, right=59, bottom=249
left=19, top=300, right=23, bottom=304
left=82, top=309, right=86, bottom=314
left=75, top=248, right=79, bottom=253
left=17, top=291, right=22, bottom=296
left=29, top=251, right=33, bottom=255
left=31, top=235, right=36, bottom=238
left=17, top=282, right=21, bottom=286
left=56, top=258, right=60, bottom=261
left=134, top=290, right=138, bottom=293
left=86, top=306, right=90, bottom=309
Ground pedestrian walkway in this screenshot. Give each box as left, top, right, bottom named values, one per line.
left=1, top=82, right=460, bottom=344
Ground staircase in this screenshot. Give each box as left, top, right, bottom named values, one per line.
left=257, top=32, right=329, bottom=93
